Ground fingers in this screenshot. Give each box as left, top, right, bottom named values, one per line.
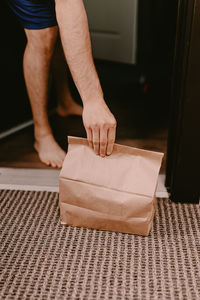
left=86, top=127, right=93, bottom=149
left=100, top=127, right=107, bottom=157
left=94, top=122, right=116, bottom=157
left=106, top=126, right=116, bottom=155
left=92, top=126, right=100, bottom=155
left=85, top=119, right=116, bottom=157
left=86, top=125, right=102, bottom=155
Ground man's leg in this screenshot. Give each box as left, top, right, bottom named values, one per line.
left=23, top=26, right=66, bottom=168
left=52, top=36, right=83, bottom=117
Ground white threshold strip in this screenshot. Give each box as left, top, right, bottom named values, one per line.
left=0, top=168, right=169, bottom=198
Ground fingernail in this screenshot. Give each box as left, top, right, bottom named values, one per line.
left=100, top=154, right=105, bottom=157
left=107, top=152, right=111, bottom=155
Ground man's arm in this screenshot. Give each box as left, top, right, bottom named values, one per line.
left=55, top=0, right=117, bottom=157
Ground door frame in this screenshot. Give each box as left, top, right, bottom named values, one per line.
left=166, top=0, right=200, bottom=204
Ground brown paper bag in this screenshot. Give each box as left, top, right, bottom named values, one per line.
left=59, top=136, right=164, bottom=236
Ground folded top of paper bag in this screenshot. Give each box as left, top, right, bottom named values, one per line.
left=59, top=136, right=164, bottom=198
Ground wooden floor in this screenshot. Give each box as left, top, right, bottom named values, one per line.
left=0, top=60, right=169, bottom=174
left=0, top=113, right=168, bottom=174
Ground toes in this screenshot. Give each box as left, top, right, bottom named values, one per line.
left=57, top=160, right=63, bottom=169
left=51, top=161, right=57, bottom=168
left=54, top=158, right=63, bottom=169
left=40, top=158, right=50, bottom=166
left=40, top=157, right=63, bottom=169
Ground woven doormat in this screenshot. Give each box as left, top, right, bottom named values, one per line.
left=0, top=190, right=199, bottom=300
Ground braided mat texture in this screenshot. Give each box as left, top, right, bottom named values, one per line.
left=0, top=189, right=199, bottom=300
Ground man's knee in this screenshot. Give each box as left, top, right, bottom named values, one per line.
left=25, top=26, right=58, bottom=56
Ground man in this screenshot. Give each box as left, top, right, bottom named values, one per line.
left=7, top=0, right=117, bottom=168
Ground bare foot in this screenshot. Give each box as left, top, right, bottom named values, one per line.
left=34, top=134, right=66, bottom=168
left=56, top=99, right=83, bottom=117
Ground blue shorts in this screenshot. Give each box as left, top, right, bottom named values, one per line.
left=7, top=0, right=57, bottom=29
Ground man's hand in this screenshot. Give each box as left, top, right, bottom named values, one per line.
left=82, top=99, right=117, bottom=157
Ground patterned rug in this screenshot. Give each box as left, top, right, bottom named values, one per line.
left=0, top=190, right=199, bottom=300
